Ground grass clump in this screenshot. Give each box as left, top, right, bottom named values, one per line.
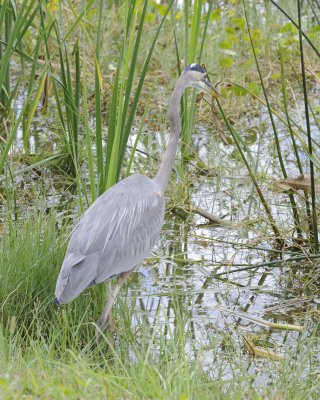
left=0, top=211, right=319, bottom=398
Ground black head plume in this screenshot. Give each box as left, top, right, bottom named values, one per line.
left=184, top=63, right=206, bottom=74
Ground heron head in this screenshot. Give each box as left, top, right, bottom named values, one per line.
left=183, top=63, right=220, bottom=98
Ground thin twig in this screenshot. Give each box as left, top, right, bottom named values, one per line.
left=217, top=306, right=304, bottom=331
left=210, top=98, right=228, bottom=145
left=191, top=205, right=233, bottom=226
left=211, top=253, right=320, bottom=277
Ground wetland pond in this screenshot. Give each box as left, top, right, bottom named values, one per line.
left=9, top=89, right=320, bottom=387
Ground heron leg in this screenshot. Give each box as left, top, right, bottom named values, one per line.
left=106, top=281, right=113, bottom=328
left=96, top=270, right=132, bottom=341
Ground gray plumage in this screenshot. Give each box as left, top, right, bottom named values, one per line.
left=55, top=175, right=164, bottom=303
left=54, top=64, right=219, bottom=330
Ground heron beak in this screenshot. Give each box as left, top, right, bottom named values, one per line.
left=201, top=78, right=221, bottom=98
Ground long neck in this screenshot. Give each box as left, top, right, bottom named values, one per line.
left=154, top=75, right=187, bottom=192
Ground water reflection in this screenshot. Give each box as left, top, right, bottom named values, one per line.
left=6, top=93, right=319, bottom=385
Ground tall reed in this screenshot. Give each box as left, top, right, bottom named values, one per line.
left=0, top=0, right=43, bottom=172
left=89, top=0, right=173, bottom=196
left=297, top=0, right=319, bottom=252
left=178, top=0, right=213, bottom=160
left=243, top=3, right=299, bottom=244
left=0, top=0, right=11, bottom=110
left=238, top=0, right=320, bottom=249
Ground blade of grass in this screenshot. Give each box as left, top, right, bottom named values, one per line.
left=170, top=7, right=181, bottom=76
left=0, top=154, right=66, bottom=183
left=0, top=0, right=8, bottom=106
left=199, top=1, right=213, bottom=61
left=105, top=0, right=137, bottom=190
left=0, top=79, right=48, bottom=174
left=225, top=81, right=320, bottom=166
left=0, top=0, right=41, bottom=108
left=116, top=0, right=174, bottom=181
left=83, top=64, right=96, bottom=203
left=22, top=30, right=43, bottom=149
left=73, top=40, right=80, bottom=165
left=181, top=0, right=209, bottom=160
left=217, top=100, right=283, bottom=246
left=297, top=0, right=319, bottom=252
left=279, top=46, right=307, bottom=238
left=95, top=0, right=104, bottom=194
left=181, top=0, right=198, bottom=159
left=124, top=104, right=149, bottom=178
left=23, top=73, right=46, bottom=150
left=244, top=1, right=303, bottom=238
left=279, top=47, right=303, bottom=174
left=270, top=0, right=320, bottom=58
left=3, top=1, right=12, bottom=109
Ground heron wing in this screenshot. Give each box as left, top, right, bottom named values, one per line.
left=55, top=175, right=165, bottom=303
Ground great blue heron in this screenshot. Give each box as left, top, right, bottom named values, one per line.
left=55, top=63, right=220, bottom=334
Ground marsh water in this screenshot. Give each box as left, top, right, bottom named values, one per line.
left=9, top=87, right=320, bottom=385
left=133, top=117, right=319, bottom=381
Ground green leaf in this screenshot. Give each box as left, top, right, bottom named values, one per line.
left=209, top=8, right=221, bottom=21
left=219, top=40, right=232, bottom=49
left=250, top=28, right=262, bottom=42
left=145, top=13, right=156, bottom=23
left=248, top=82, right=260, bottom=96
left=219, top=56, right=233, bottom=68
left=231, top=17, right=245, bottom=30
left=232, top=85, right=247, bottom=96
left=281, top=22, right=296, bottom=33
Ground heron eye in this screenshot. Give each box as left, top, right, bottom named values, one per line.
left=202, top=74, right=209, bottom=82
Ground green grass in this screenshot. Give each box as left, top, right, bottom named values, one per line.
left=0, top=211, right=319, bottom=399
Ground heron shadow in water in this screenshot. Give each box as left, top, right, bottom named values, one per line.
left=54, top=63, right=220, bottom=341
